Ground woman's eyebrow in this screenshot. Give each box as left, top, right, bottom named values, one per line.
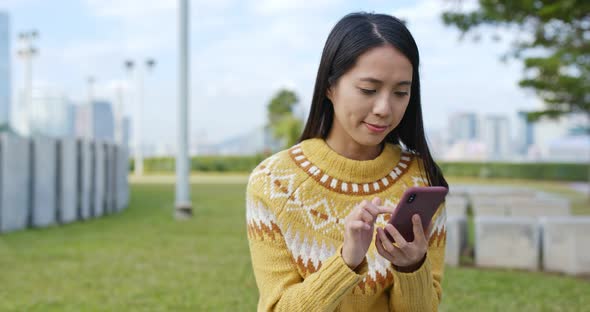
left=359, top=77, right=412, bottom=86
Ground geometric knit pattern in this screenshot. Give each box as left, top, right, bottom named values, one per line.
left=289, top=144, right=415, bottom=196
left=246, top=138, right=447, bottom=311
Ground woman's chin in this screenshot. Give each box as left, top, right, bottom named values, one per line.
left=351, top=133, right=387, bottom=147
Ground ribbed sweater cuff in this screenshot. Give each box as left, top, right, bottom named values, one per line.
left=392, top=253, right=433, bottom=298
left=307, top=244, right=366, bottom=305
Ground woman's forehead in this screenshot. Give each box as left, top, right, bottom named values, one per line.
left=346, top=45, right=413, bottom=82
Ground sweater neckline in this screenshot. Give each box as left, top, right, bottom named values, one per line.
left=288, top=138, right=413, bottom=195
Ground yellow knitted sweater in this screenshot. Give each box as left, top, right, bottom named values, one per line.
left=246, top=138, right=446, bottom=312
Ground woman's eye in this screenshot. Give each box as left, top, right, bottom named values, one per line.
left=360, top=88, right=376, bottom=95
left=394, top=91, right=409, bottom=97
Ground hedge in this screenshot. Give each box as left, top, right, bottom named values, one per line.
left=129, top=157, right=589, bottom=182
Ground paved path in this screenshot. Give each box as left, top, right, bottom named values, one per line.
left=129, top=174, right=249, bottom=184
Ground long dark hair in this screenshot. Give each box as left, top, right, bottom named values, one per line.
left=298, top=12, right=448, bottom=188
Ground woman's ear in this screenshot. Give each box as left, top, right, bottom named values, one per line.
left=326, top=86, right=334, bottom=102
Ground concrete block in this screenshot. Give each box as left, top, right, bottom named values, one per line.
left=471, top=197, right=509, bottom=216
left=446, top=195, right=468, bottom=217
left=93, top=142, right=106, bottom=217
left=57, top=138, right=78, bottom=224
left=508, top=198, right=570, bottom=217
left=116, top=146, right=129, bottom=211
left=105, top=144, right=116, bottom=214
left=472, top=195, right=571, bottom=218
left=0, top=134, right=30, bottom=233
left=475, top=216, right=540, bottom=270
left=452, top=185, right=537, bottom=198
left=78, top=140, right=92, bottom=220
left=31, top=137, right=57, bottom=228
left=445, top=215, right=467, bottom=267
left=540, top=217, right=590, bottom=275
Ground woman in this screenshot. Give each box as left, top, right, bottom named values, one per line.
left=246, top=12, right=448, bottom=312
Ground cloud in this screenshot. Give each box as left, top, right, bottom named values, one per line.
left=84, top=0, right=176, bottom=19
left=0, top=0, right=41, bottom=10
left=187, top=12, right=337, bottom=135
left=9, top=0, right=542, bottom=147
left=390, top=0, right=540, bottom=131
left=252, top=0, right=345, bottom=15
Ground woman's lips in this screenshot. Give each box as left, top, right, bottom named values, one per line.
left=364, top=122, right=388, bottom=133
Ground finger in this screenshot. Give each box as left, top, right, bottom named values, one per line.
left=364, top=198, right=394, bottom=217
left=377, top=228, right=396, bottom=254
left=412, top=214, right=427, bottom=245
left=357, top=210, right=373, bottom=224
left=385, top=224, right=409, bottom=251
left=360, top=201, right=381, bottom=218
left=372, top=197, right=381, bottom=206
left=366, top=202, right=393, bottom=217
left=375, top=234, right=392, bottom=261
left=349, top=220, right=371, bottom=231
left=376, top=229, right=406, bottom=261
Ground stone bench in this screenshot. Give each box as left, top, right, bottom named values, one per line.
left=540, top=216, right=590, bottom=275
left=445, top=195, right=469, bottom=217
left=508, top=198, right=570, bottom=217
left=445, top=215, right=468, bottom=267
left=474, top=216, right=540, bottom=271
left=471, top=197, right=570, bottom=217
left=451, top=185, right=537, bottom=198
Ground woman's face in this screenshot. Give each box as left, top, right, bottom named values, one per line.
left=326, top=44, right=413, bottom=149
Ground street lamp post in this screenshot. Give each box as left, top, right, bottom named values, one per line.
left=17, top=30, right=38, bottom=136
left=87, top=76, right=95, bottom=139
left=124, top=58, right=156, bottom=177
left=175, top=0, right=192, bottom=219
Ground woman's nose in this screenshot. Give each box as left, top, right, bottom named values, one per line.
left=372, top=94, right=392, bottom=117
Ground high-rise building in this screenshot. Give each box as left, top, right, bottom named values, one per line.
left=448, top=112, right=479, bottom=144
left=516, top=111, right=535, bottom=155
left=528, top=112, right=589, bottom=162
left=121, top=116, right=131, bottom=148
left=482, top=115, right=511, bottom=160
left=0, top=12, right=11, bottom=127
left=92, top=100, right=115, bottom=141
left=14, top=88, right=75, bottom=137
left=75, top=100, right=115, bottom=142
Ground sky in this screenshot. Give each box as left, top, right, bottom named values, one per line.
left=0, top=0, right=542, bottom=146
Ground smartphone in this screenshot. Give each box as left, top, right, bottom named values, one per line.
left=385, top=186, right=448, bottom=243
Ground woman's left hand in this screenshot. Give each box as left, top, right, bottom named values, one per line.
left=375, top=214, right=428, bottom=272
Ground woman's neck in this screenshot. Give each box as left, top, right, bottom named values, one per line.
left=325, top=132, right=383, bottom=161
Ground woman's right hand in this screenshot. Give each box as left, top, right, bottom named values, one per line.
left=341, top=197, right=392, bottom=270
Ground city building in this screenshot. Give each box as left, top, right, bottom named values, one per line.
left=516, top=111, right=535, bottom=156
left=448, top=112, right=479, bottom=144
left=75, top=100, right=115, bottom=142
left=481, top=114, right=511, bottom=160
left=14, top=88, right=75, bottom=138
left=0, top=12, right=11, bottom=127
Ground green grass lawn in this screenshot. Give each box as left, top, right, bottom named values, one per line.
left=0, top=178, right=588, bottom=311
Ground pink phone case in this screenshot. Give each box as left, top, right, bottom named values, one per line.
left=386, top=186, right=448, bottom=243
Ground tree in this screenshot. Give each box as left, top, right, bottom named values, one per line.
left=442, top=0, right=590, bottom=122
left=267, top=89, right=303, bottom=148
left=272, top=113, right=303, bottom=148
left=0, top=123, right=15, bottom=134
left=268, top=89, right=299, bottom=123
